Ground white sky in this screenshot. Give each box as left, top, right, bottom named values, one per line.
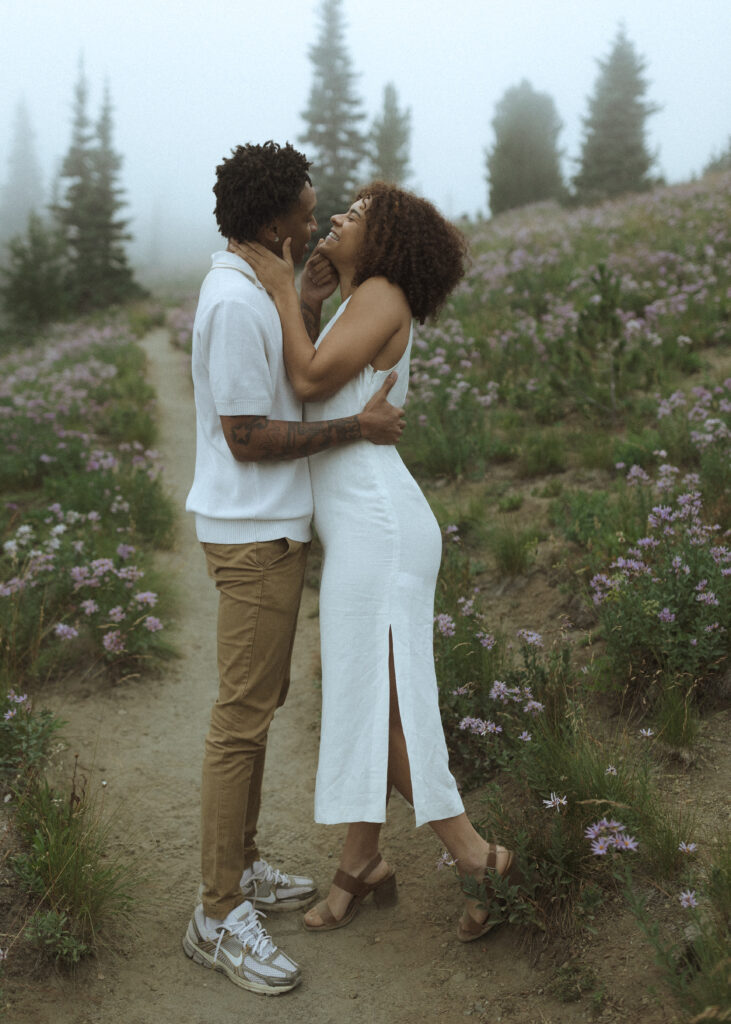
left=1, top=0, right=729, bottom=272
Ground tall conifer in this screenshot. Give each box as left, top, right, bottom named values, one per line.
left=299, top=0, right=368, bottom=235
left=369, top=83, right=411, bottom=185
left=0, top=98, right=45, bottom=252
left=486, top=80, right=564, bottom=216
left=573, top=27, right=658, bottom=204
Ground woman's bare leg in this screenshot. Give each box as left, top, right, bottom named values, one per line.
left=387, top=633, right=510, bottom=927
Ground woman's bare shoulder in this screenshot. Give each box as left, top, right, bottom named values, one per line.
left=349, top=276, right=410, bottom=319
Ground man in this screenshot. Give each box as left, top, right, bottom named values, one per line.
left=182, top=141, right=404, bottom=996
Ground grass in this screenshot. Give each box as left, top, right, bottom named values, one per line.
left=12, top=762, right=137, bottom=963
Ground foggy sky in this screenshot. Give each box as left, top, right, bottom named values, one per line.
left=1, top=0, right=729, bottom=281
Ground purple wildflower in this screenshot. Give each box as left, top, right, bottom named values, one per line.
left=679, top=890, right=698, bottom=908
left=54, top=623, right=78, bottom=640
left=102, top=630, right=125, bottom=654
left=143, top=616, right=163, bottom=632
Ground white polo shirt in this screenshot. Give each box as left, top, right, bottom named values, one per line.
left=185, top=250, right=313, bottom=544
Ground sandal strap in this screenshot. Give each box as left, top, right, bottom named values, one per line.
left=333, top=853, right=384, bottom=898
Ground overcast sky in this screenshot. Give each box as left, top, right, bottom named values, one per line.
left=1, top=0, right=729, bottom=274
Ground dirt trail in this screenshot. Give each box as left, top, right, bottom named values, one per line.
left=8, top=329, right=643, bottom=1024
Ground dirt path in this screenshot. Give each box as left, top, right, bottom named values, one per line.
left=8, top=329, right=657, bottom=1024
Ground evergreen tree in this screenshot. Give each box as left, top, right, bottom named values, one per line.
left=299, top=0, right=368, bottom=236
left=88, top=85, right=143, bottom=306
left=369, top=83, right=411, bottom=184
left=486, top=80, right=564, bottom=216
left=573, top=27, right=658, bottom=204
left=0, top=212, right=67, bottom=332
left=0, top=98, right=45, bottom=253
left=54, top=62, right=142, bottom=311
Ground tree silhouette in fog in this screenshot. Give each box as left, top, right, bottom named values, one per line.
left=486, top=80, right=564, bottom=216
left=369, top=82, right=411, bottom=185
left=0, top=98, right=44, bottom=253
left=573, top=27, right=659, bottom=204
left=299, top=0, right=368, bottom=237
left=54, top=62, right=144, bottom=311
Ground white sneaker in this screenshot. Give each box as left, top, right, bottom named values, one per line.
left=183, top=900, right=301, bottom=995
left=240, top=858, right=317, bottom=912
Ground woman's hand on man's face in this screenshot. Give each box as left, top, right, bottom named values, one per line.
left=230, top=239, right=296, bottom=296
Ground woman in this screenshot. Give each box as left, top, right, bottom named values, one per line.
left=235, top=183, right=517, bottom=942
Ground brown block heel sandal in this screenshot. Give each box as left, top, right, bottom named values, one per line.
left=457, top=844, right=521, bottom=943
left=303, top=853, right=397, bottom=932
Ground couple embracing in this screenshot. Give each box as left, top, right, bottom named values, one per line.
left=183, top=141, right=515, bottom=996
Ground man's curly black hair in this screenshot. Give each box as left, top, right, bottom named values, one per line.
left=213, top=141, right=311, bottom=241
left=351, top=182, right=468, bottom=324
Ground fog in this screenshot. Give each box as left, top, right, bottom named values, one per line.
left=1, top=0, right=729, bottom=287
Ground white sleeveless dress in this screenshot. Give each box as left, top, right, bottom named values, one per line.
left=305, top=298, right=465, bottom=827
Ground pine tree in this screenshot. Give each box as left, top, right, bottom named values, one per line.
left=0, top=98, right=45, bottom=253
left=0, top=212, right=67, bottom=332
left=573, top=27, right=658, bottom=204
left=299, top=0, right=368, bottom=236
left=486, top=80, right=564, bottom=216
left=369, top=83, right=411, bottom=185
left=54, top=62, right=143, bottom=312
left=88, top=85, right=143, bottom=306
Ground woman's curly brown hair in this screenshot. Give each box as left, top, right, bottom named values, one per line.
left=351, top=182, right=468, bottom=323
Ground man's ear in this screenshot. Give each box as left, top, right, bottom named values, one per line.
left=255, top=225, right=280, bottom=251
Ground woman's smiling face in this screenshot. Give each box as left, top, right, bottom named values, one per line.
left=320, top=197, right=369, bottom=269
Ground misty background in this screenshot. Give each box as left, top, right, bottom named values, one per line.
left=1, top=0, right=730, bottom=287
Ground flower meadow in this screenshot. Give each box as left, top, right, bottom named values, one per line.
left=411, top=175, right=730, bottom=1017
left=0, top=310, right=176, bottom=966
left=0, top=317, right=176, bottom=688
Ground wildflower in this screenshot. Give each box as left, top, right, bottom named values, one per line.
left=435, top=613, right=456, bottom=637
left=542, top=792, right=567, bottom=812
left=518, top=731, right=531, bottom=742
left=605, top=765, right=617, bottom=776
left=613, top=833, right=639, bottom=852
left=80, top=599, right=99, bottom=615
left=108, top=606, right=125, bottom=623
left=584, top=823, right=603, bottom=839
left=3, top=709, right=16, bottom=721
left=102, top=630, right=125, bottom=654
left=590, top=836, right=612, bottom=855
left=143, top=616, right=163, bottom=632
left=485, top=721, right=502, bottom=734
left=658, top=608, right=676, bottom=623
left=437, top=850, right=456, bottom=870
left=116, top=543, right=136, bottom=560
left=679, top=890, right=698, bottom=909
left=678, top=842, right=698, bottom=853
left=489, top=680, right=510, bottom=702
left=639, top=728, right=654, bottom=738
left=459, top=716, right=487, bottom=735
left=0, top=948, right=6, bottom=960
left=523, top=699, right=545, bottom=716
left=517, top=629, right=543, bottom=647
left=476, top=631, right=496, bottom=649
left=134, top=591, right=158, bottom=607
left=452, top=684, right=471, bottom=696
left=54, top=623, right=79, bottom=640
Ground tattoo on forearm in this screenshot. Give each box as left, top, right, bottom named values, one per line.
left=229, top=416, right=362, bottom=461
left=300, top=300, right=320, bottom=343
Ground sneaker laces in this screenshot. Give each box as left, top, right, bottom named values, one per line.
left=256, top=860, right=291, bottom=886
left=214, top=907, right=275, bottom=963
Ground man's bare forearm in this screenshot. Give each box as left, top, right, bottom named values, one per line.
left=299, top=297, right=321, bottom=343
left=227, top=415, right=362, bottom=462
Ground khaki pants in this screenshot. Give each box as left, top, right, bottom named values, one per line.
left=199, top=538, right=308, bottom=920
